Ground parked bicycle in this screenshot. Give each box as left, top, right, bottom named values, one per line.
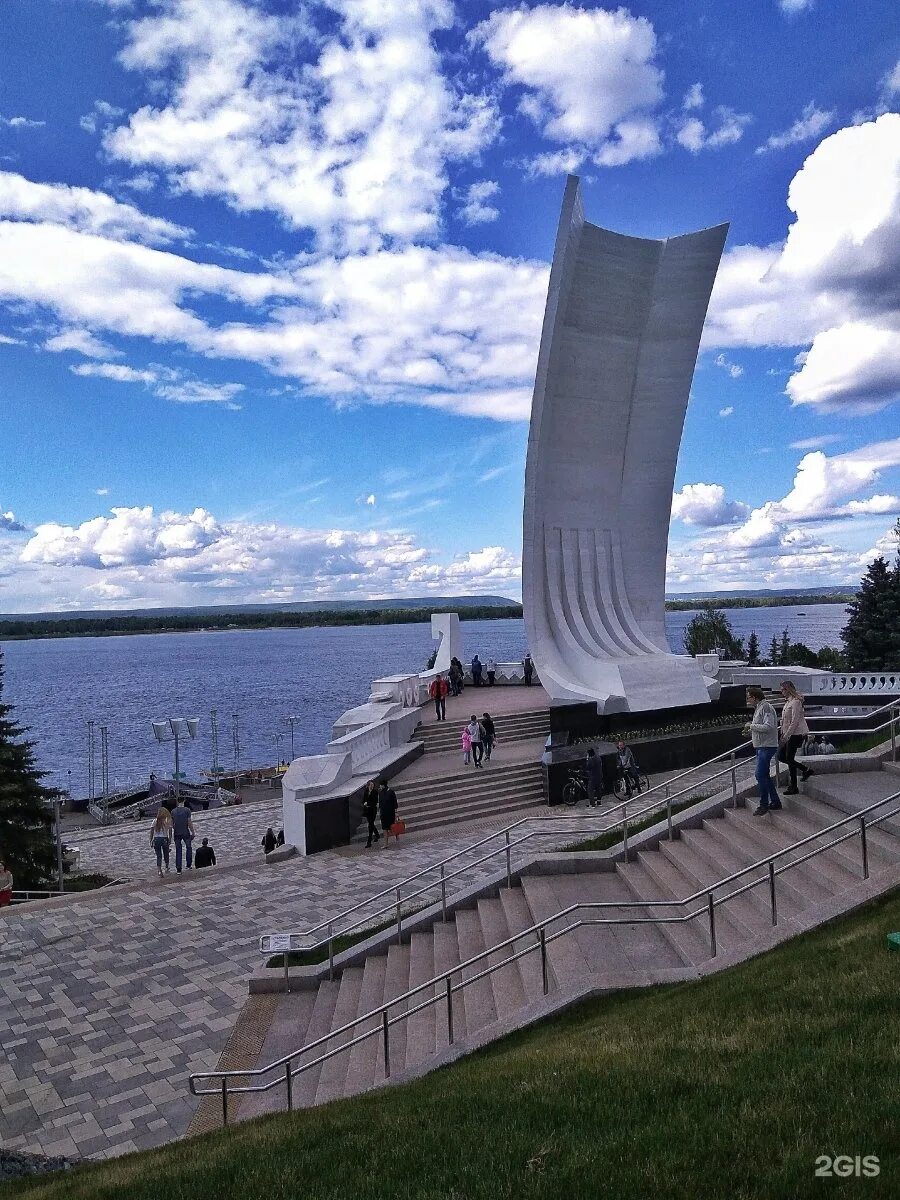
left=561, top=768, right=589, bottom=807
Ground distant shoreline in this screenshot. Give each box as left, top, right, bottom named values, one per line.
left=0, top=596, right=853, bottom=642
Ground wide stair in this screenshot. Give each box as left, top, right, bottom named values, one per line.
left=414, top=707, right=549, bottom=756
left=238, top=782, right=900, bottom=1120
left=352, top=761, right=546, bottom=841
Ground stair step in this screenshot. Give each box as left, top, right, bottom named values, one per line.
left=404, top=933, right=436, bottom=1072
left=397, top=784, right=544, bottom=817
left=433, top=920, right=465, bottom=1054
left=698, top=820, right=818, bottom=916
left=344, top=955, right=388, bottom=1095
left=498, top=886, right=546, bottom=1002
left=396, top=764, right=542, bottom=798
left=725, top=805, right=860, bottom=896
left=788, top=794, right=900, bottom=868
left=681, top=826, right=802, bottom=930
left=658, top=836, right=769, bottom=940
left=641, top=843, right=750, bottom=954
left=237, top=990, right=319, bottom=1121
left=454, top=908, right=497, bottom=1037
left=291, top=980, right=341, bottom=1107
left=381, top=942, right=411, bottom=1080
left=314, top=967, right=364, bottom=1105
left=619, top=858, right=710, bottom=966
left=476, top=897, right=528, bottom=1017
left=520, top=875, right=590, bottom=988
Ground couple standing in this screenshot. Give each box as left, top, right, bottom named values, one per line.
left=746, top=682, right=814, bottom=815
left=149, top=796, right=198, bottom=876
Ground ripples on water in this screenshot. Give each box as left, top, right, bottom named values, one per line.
left=1, top=605, right=848, bottom=794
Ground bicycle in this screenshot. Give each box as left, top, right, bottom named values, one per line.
left=561, top=768, right=589, bottom=806
left=613, top=769, right=651, bottom=801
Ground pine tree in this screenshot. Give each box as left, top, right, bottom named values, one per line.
left=768, top=635, right=780, bottom=666
left=779, top=628, right=791, bottom=664
left=746, top=632, right=760, bottom=666
left=0, top=649, right=56, bottom=888
left=841, top=520, right=900, bottom=670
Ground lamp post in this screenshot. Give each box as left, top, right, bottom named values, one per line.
left=151, top=718, right=200, bottom=801
left=272, top=733, right=284, bottom=769
left=286, top=715, right=300, bottom=761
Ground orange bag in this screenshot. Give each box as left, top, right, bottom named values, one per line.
left=390, top=820, right=406, bottom=836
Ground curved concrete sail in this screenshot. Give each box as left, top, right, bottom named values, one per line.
left=523, top=175, right=728, bottom=713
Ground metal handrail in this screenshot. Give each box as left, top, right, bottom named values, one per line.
left=192, top=782, right=900, bottom=1121
left=268, top=739, right=759, bottom=955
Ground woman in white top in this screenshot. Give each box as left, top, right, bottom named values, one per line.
left=744, top=686, right=782, bottom=815
left=779, top=681, right=813, bottom=794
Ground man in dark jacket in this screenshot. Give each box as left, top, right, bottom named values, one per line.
left=585, top=748, right=605, bottom=807
left=194, top=837, right=216, bottom=868
left=378, top=780, right=398, bottom=837
left=481, top=712, right=496, bottom=760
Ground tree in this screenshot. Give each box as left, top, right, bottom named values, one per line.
left=841, top=519, right=900, bottom=670
left=815, top=646, right=846, bottom=672
left=779, top=628, right=791, bottom=665
left=768, top=635, right=780, bottom=667
left=746, top=631, right=760, bottom=666
left=683, top=608, right=744, bottom=658
left=0, top=650, right=56, bottom=888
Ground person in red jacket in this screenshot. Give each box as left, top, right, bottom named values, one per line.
left=0, top=861, right=12, bottom=908
left=429, top=674, right=449, bottom=721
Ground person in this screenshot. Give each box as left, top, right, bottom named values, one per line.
left=194, top=838, right=216, bottom=869
left=450, top=657, right=465, bottom=694
left=378, top=780, right=398, bottom=844
left=362, top=780, right=380, bottom=848
left=745, top=686, right=782, bottom=815
left=276, top=828, right=285, bottom=846
left=429, top=673, right=448, bottom=721
left=802, top=733, right=820, bottom=757
left=171, top=796, right=195, bottom=873
left=486, top=657, right=497, bottom=686
left=585, top=749, right=605, bottom=807
left=615, top=741, right=642, bottom=796
left=0, top=860, right=13, bottom=907
left=523, top=653, right=534, bottom=686
left=481, top=712, right=496, bottom=761
left=461, top=725, right=472, bottom=765
left=817, top=735, right=836, bottom=754
left=149, top=806, right=172, bottom=877
left=779, top=680, right=813, bottom=794
left=261, top=827, right=277, bottom=855
left=466, top=715, right=484, bottom=767
left=471, top=655, right=483, bottom=687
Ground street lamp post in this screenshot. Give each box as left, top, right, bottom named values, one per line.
left=151, top=718, right=200, bottom=800
left=286, top=715, right=300, bottom=761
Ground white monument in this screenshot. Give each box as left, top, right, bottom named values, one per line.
left=523, top=175, right=727, bottom=714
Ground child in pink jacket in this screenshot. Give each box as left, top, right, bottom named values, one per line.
left=461, top=726, right=472, bottom=765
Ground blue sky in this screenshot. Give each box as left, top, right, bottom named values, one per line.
left=0, top=0, right=898, bottom=612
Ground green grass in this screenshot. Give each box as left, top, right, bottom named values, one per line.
left=563, top=794, right=711, bottom=852
left=6, top=889, right=900, bottom=1200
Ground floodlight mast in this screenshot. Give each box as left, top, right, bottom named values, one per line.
left=151, top=717, right=200, bottom=801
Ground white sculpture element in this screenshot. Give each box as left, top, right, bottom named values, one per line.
left=523, top=175, right=727, bottom=714
left=431, top=612, right=462, bottom=673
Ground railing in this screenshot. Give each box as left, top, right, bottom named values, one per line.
left=261, top=740, right=760, bottom=970
left=9, top=876, right=125, bottom=904
left=191, top=784, right=900, bottom=1123
left=804, top=705, right=899, bottom=757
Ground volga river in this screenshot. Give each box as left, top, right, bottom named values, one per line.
left=1, top=604, right=848, bottom=795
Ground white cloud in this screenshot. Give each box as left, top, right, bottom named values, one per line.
left=0, top=333, right=25, bottom=346
left=718, top=406, right=734, bottom=417
left=676, top=107, right=751, bottom=154
left=70, top=360, right=245, bottom=408
left=682, top=83, right=704, bottom=112
left=714, top=353, right=744, bottom=378
left=80, top=100, right=125, bottom=135
left=779, top=0, right=815, bottom=12
left=789, top=435, right=843, bottom=450
left=882, top=59, right=900, bottom=97
left=102, top=0, right=499, bottom=251
left=455, top=180, right=500, bottom=225
left=671, top=483, right=750, bottom=527
left=787, top=322, right=900, bottom=411
left=95, top=488, right=110, bottom=496
left=22, top=506, right=225, bottom=568
left=44, top=328, right=122, bottom=359
left=755, top=101, right=834, bottom=154
left=1, top=510, right=26, bottom=533
left=0, top=170, right=190, bottom=245
left=72, top=362, right=157, bottom=385
left=0, top=115, right=45, bottom=129
left=474, top=4, right=663, bottom=168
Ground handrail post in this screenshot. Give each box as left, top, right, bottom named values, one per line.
left=382, top=1010, right=391, bottom=1077
left=707, top=893, right=717, bottom=957
left=285, top=1060, right=293, bottom=1111
left=768, top=861, right=777, bottom=925
left=505, top=830, right=512, bottom=889
left=730, top=751, right=737, bottom=807
left=221, top=1077, right=229, bottom=1126
left=859, top=817, right=869, bottom=880
left=540, top=928, right=549, bottom=995
left=622, top=808, right=629, bottom=861
left=440, top=863, right=447, bottom=922
left=328, top=922, right=335, bottom=981
left=892, top=705, right=897, bottom=763
left=666, top=795, right=673, bottom=841
left=283, top=953, right=290, bottom=995
left=446, top=977, right=454, bottom=1045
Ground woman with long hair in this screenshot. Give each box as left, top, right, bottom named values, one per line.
left=149, top=806, right=173, bottom=877
left=779, top=681, right=813, bottom=794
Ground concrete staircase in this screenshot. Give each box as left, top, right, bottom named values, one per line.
left=351, top=761, right=546, bottom=841
left=414, top=707, right=549, bottom=756
left=237, top=768, right=900, bottom=1121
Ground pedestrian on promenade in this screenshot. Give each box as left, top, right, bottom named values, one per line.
left=461, top=725, right=472, bottom=765
left=171, top=796, right=195, bottom=873
left=194, top=838, right=216, bottom=869
left=471, top=655, right=483, bottom=687
left=481, top=712, right=496, bottom=761
left=817, top=735, right=836, bottom=754
left=779, top=681, right=813, bottom=794
left=745, top=687, right=782, bottom=816
left=276, top=829, right=285, bottom=846
left=448, top=661, right=461, bottom=697
left=523, top=653, right=534, bottom=685
left=450, top=657, right=465, bottom=695
left=466, top=715, right=484, bottom=767
left=149, top=807, right=172, bottom=877
left=378, top=780, right=398, bottom=844
left=429, top=673, right=448, bottom=721
left=0, top=861, right=13, bottom=907
left=585, top=749, right=605, bottom=807
left=486, top=657, right=497, bottom=686
left=262, top=827, right=277, bottom=855
left=362, top=780, right=380, bottom=847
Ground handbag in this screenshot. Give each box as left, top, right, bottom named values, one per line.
left=390, top=820, right=407, bottom=836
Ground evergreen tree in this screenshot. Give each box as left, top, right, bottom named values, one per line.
left=746, top=631, right=760, bottom=666
left=841, top=520, right=900, bottom=670
left=683, top=608, right=744, bottom=658
left=768, top=635, right=780, bottom=666
left=0, top=650, right=56, bottom=888
left=779, top=628, right=791, bottom=664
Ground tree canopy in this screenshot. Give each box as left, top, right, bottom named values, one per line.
left=841, top=519, right=900, bottom=671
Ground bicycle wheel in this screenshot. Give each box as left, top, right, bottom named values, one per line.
left=561, top=780, right=581, bottom=807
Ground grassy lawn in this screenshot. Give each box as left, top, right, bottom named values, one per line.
left=563, top=793, right=710, bottom=852
left=6, top=888, right=900, bottom=1200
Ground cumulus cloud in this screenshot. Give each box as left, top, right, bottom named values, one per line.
left=102, top=0, right=498, bottom=252
left=675, top=107, right=751, bottom=154
left=22, top=506, right=225, bottom=568
left=455, top=180, right=500, bottom=225
left=755, top=101, right=834, bottom=154
left=671, top=483, right=750, bottom=527
left=714, top=353, right=743, bottom=378
left=1, top=510, right=26, bottom=533
left=474, top=4, right=663, bottom=169
left=71, top=362, right=157, bottom=385
left=0, top=115, right=45, bottom=129
left=44, top=328, right=122, bottom=359
left=79, top=100, right=125, bottom=136
left=682, top=83, right=704, bottom=112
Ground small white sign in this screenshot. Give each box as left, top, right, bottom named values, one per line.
left=264, top=934, right=294, bottom=953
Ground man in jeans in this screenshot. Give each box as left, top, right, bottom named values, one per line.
left=745, top=687, right=782, bottom=815
left=171, top=796, right=196, bottom=871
